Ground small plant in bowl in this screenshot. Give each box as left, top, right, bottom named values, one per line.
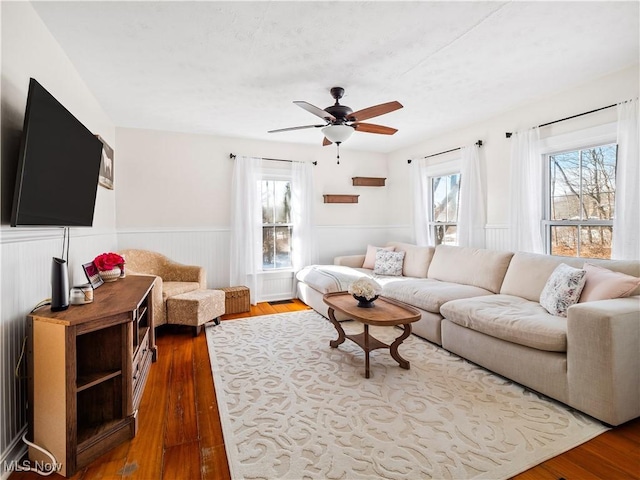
left=348, top=277, right=382, bottom=308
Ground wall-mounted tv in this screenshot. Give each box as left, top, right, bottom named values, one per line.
left=10, top=78, right=103, bottom=227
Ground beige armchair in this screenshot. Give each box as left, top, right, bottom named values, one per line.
left=119, top=249, right=206, bottom=327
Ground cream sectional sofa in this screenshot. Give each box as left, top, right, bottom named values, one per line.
left=296, top=242, right=640, bottom=426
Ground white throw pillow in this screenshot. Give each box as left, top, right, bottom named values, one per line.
left=362, top=245, right=395, bottom=269
left=539, top=263, right=587, bottom=317
left=373, top=250, right=405, bottom=276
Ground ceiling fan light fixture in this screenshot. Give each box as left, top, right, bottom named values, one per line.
left=322, top=124, right=354, bottom=144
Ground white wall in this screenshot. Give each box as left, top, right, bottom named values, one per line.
left=0, top=3, right=117, bottom=476
left=114, top=128, right=409, bottom=284
left=387, top=65, right=639, bottom=244
left=115, top=128, right=393, bottom=228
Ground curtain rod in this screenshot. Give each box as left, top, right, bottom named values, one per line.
left=229, top=153, right=317, bottom=166
left=407, top=140, right=482, bottom=164
left=505, top=103, right=617, bottom=138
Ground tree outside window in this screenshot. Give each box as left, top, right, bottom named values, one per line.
left=430, top=173, right=460, bottom=245
left=262, top=179, right=292, bottom=269
left=547, top=144, right=617, bottom=259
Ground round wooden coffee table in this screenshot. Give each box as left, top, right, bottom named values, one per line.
left=323, top=291, right=421, bottom=378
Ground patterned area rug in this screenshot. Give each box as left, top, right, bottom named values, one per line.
left=206, top=310, right=607, bottom=480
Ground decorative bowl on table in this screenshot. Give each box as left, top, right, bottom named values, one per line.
left=99, top=267, right=121, bottom=282
left=353, top=294, right=379, bottom=308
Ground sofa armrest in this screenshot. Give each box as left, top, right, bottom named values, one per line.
left=334, top=255, right=365, bottom=268
left=162, top=263, right=207, bottom=289
left=567, top=296, right=640, bottom=425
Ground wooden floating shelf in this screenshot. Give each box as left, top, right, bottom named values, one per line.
left=323, top=194, right=359, bottom=204
left=352, top=177, right=386, bottom=187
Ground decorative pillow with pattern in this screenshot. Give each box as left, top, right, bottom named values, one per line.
left=373, top=250, right=405, bottom=276
left=540, top=263, right=587, bottom=317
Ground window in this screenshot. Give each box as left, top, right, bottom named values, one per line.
left=429, top=173, right=460, bottom=245
left=261, top=179, right=292, bottom=269
left=545, top=143, right=617, bottom=259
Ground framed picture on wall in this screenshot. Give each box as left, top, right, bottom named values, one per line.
left=97, top=135, right=114, bottom=190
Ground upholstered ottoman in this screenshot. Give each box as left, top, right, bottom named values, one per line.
left=166, top=289, right=225, bottom=336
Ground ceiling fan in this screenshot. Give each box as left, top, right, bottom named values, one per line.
left=268, top=87, right=402, bottom=161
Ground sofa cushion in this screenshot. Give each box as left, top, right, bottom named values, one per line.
left=385, top=242, right=434, bottom=278
left=501, top=252, right=640, bottom=302
left=362, top=245, right=395, bottom=269
left=162, top=281, right=201, bottom=301
left=441, top=294, right=568, bottom=352
left=373, top=250, right=405, bottom=276
left=382, top=279, right=494, bottom=314
left=579, top=263, right=640, bottom=302
left=539, top=264, right=587, bottom=317
left=427, top=245, right=514, bottom=293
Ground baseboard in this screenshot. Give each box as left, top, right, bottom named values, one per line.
left=0, top=426, right=27, bottom=480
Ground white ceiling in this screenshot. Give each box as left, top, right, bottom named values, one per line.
left=32, top=1, right=639, bottom=153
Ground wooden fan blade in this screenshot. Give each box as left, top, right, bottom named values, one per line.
left=352, top=122, right=398, bottom=135
left=347, top=101, right=403, bottom=122
left=323, top=137, right=332, bottom=146
left=268, top=124, right=325, bottom=133
left=294, top=101, right=336, bottom=121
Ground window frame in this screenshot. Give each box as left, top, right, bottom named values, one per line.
left=539, top=123, right=617, bottom=259
left=260, top=166, right=293, bottom=271
left=424, top=158, right=462, bottom=246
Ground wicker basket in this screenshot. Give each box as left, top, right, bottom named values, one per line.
left=219, top=286, right=250, bottom=314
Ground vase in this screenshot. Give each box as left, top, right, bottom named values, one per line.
left=99, top=267, right=121, bottom=282
left=353, top=294, right=378, bottom=308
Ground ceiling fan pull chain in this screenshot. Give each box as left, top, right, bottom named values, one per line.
left=336, top=142, right=340, bottom=164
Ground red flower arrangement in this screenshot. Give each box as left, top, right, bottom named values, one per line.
left=93, top=252, right=125, bottom=272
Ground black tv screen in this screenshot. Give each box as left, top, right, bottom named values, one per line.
left=10, top=78, right=103, bottom=227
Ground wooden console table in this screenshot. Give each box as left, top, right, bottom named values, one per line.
left=27, top=275, right=156, bottom=477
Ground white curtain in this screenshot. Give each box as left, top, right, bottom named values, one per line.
left=508, top=127, right=544, bottom=253
left=457, top=144, right=486, bottom=248
left=230, top=156, right=262, bottom=305
left=411, top=158, right=432, bottom=246
left=291, top=161, right=318, bottom=271
left=612, top=99, right=640, bottom=260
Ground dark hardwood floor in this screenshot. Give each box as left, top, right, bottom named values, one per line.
left=10, top=299, right=640, bottom=479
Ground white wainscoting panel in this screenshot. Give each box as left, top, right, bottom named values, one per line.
left=0, top=228, right=117, bottom=477
left=258, top=270, right=296, bottom=302
left=117, top=228, right=231, bottom=290
left=116, top=225, right=412, bottom=303
left=485, top=224, right=510, bottom=251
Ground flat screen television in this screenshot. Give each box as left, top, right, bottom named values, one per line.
left=10, top=78, right=103, bottom=227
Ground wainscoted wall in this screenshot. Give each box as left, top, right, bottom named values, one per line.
left=117, top=225, right=413, bottom=300
left=0, top=229, right=117, bottom=477
left=485, top=225, right=510, bottom=251
left=117, top=228, right=231, bottom=289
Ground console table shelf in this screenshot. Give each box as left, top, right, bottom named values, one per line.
left=27, top=275, right=156, bottom=477
left=76, top=369, right=122, bottom=392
